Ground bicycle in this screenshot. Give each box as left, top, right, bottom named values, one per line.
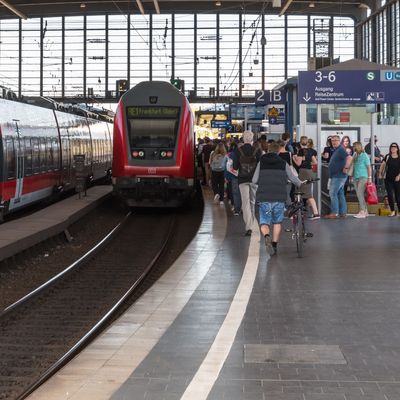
left=286, top=178, right=319, bottom=258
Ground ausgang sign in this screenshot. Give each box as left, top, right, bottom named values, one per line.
left=298, top=70, right=400, bottom=104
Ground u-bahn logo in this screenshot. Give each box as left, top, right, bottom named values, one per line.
left=148, top=167, right=157, bottom=174
left=383, top=71, right=400, bottom=81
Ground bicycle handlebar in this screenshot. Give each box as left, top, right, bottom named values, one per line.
left=302, top=178, right=320, bottom=184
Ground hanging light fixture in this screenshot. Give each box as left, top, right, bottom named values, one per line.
left=309, top=2, right=315, bottom=8
left=215, top=1, right=222, bottom=6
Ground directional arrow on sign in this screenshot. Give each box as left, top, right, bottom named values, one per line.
left=303, top=92, right=311, bottom=102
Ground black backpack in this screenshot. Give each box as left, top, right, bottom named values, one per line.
left=238, top=146, right=258, bottom=179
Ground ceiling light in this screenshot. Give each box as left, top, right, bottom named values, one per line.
left=136, top=0, right=145, bottom=14
left=215, top=1, right=221, bottom=6
left=309, top=2, right=315, bottom=7
left=80, top=2, right=86, bottom=8
left=0, top=0, right=27, bottom=19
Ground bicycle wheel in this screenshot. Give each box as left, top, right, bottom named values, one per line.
left=295, top=209, right=304, bottom=258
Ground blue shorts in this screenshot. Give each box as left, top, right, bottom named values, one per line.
left=258, top=202, right=285, bottom=225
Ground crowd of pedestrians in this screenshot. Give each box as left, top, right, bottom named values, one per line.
left=197, top=132, right=400, bottom=256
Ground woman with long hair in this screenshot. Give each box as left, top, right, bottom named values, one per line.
left=209, top=142, right=227, bottom=204
left=322, top=136, right=334, bottom=163
left=341, top=136, right=353, bottom=195
left=351, top=142, right=372, bottom=218
left=341, top=135, right=353, bottom=156
left=379, top=142, right=400, bottom=216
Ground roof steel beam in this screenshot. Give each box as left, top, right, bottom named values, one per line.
left=153, top=0, right=160, bottom=14
left=0, top=0, right=27, bottom=19
left=136, top=0, right=145, bottom=14
left=279, top=0, right=294, bottom=16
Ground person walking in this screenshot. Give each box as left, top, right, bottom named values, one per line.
left=365, top=135, right=383, bottom=184
left=201, top=137, right=214, bottom=187
left=325, top=135, right=353, bottom=219
left=293, top=136, right=320, bottom=219
left=379, top=142, right=400, bottom=216
left=226, top=141, right=241, bottom=215
left=252, top=141, right=302, bottom=256
left=232, top=130, right=261, bottom=236
left=277, top=139, right=295, bottom=204
left=352, top=141, right=372, bottom=218
left=209, top=142, right=227, bottom=205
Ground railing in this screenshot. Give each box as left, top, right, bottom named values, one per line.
left=320, top=161, right=386, bottom=214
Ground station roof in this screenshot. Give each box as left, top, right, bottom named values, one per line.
left=320, top=58, right=400, bottom=71
left=0, top=0, right=377, bottom=22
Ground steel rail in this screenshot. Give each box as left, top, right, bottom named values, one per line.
left=0, top=211, right=132, bottom=319
left=16, top=213, right=177, bottom=400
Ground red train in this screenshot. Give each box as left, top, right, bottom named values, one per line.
left=0, top=98, right=113, bottom=221
left=112, top=81, right=196, bottom=207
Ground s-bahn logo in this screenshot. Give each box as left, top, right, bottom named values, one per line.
left=148, top=167, right=157, bottom=174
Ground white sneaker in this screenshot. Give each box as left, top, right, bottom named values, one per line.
left=219, top=201, right=224, bottom=205
left=354, top=211, right=366, bottom=218
left=214, top=194, right=219, bottom=203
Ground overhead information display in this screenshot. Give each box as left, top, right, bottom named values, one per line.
left=298, top=70, right=400, bottom=104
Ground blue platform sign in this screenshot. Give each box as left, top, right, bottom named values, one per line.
left=298, top=70, right=400, bottom=104
left=211, top=120, right=231, bottom=129
left=229, top=104, right=266, bottom=120
left=255, top=89, right=286, bottom=105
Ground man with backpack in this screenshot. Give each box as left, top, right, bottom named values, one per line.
left=209, top=142, right=227, bottom=204
left=232, top=130, right=261, bottom=236
left=252, top=141, right=303, bottom=256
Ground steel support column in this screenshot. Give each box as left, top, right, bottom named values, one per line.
left=194, top=14, right=197, bottom=94
left=371, top=14, right=377, bottom=62
left=40, top=18, right=43, bottom=96
left=239, top=13, right=242, bottom=98
left=83, top=16, right=87, bottom=98
left=216, top=13, right=220, bottom=97
left=261, top=14, right=265, bottom=90
left=329, top=16, right=334, bottom=60
left=149, top=14, right=152, bottom=80
left=62, top=16, right=65, bottom=98
left=18, top=19, right=22, bottom=98
left=105, top=14, right=109, bottom=98
left=171, top=13, right=175, bottom=80
left=127, top=14, right=131, bottom=90
left=284, top=14, right=288, bottom=79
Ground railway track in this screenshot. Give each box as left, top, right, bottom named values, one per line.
left=0, top=209, right=190, bottom=400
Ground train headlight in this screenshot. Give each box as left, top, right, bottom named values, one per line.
left=132, top=150, right=145, bottom=158
left=166, top=151, right=173, bottom=158
left=160, top=151, right=167, bottom=158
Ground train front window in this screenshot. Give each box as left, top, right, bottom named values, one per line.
left=127, top=106, right=180, bottom=149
